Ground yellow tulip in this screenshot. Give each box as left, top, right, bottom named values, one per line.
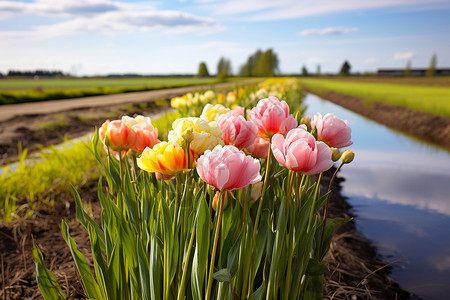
left=137, top=142, right=190, bottom=175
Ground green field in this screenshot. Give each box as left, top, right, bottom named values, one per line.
left=0, top=77, right=219, bottom=90
left=0, top=77, right=224, bottom=105
left=298, top=77, right=450, bottom=117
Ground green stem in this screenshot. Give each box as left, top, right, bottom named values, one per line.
left=247, top=145, right=271, bottom=296
left=253, top=145, right=271, bottom=240
left=118, top=152, right=124, bottom=213
left=283, top=201, right=295, bottom=300
left=206, top=191, right=226, bottom=300
left=306, top=172, right=323, bottom=233
left=177, top=199, right=201, bottom=300
left=318, top=162, right=344, bottom=260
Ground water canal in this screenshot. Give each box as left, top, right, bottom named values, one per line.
left=303, top=93, right=450, bottom=299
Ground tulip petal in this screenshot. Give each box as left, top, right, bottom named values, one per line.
left=304, top=142, right=333, bottom=175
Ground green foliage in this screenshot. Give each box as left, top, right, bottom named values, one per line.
left=197, top=62, right=210, bottom=77
left=217, top=57, right=232, bottom=81
left=301, top=65, right=308, bottom=77
left=404, top=60, right=412, bottom=77
left=32, top=244, right=65, bottom=300
left=239, top=49, right=279, bottom=77
left=298, top=77, right=450, bottom=117
left=426, top=54, right=437, bottom=77
left=339, top=60, right=351, bottom=76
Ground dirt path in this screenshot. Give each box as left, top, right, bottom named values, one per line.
left=0, top=82, right=244, bottom=164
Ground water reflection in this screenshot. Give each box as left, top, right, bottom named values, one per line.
left=303, top=93, right=450, bottom=299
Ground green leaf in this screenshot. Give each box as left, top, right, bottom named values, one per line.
left=191, top=195, right=210, bottom=300
left=303, top=274, right=324, bottom=300
left=87, top=224, right=110, bottom=299
left=32, top=244, right=65, bottom=300
left=71, top=185, right=105, bottom=252
left=212, top=268, right=231, bottom=282
left=305, top=259, right=328, bottom=276
left=137, top=239, right=151, bottom=300
left=248, top=281, right=265, bottom=300
left=61, top=220, right=103, bottom=300
left=149, top=229, right=162, bottom=300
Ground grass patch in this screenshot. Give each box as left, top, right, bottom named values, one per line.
left=37, top=114, right=70, bottom=130
left=298, top=78, right=450, bottom=117
left=0, top=140, right=99, bottom=221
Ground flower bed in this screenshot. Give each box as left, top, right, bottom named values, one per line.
left=34, top=78, right=356, bottom=299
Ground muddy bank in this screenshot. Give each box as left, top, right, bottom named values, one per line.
left=304, top=88, right=450, bottom=150
left=0, top=169, right=411, bottom=299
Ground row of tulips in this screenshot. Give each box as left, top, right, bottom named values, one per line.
left=34, top=79, right=355, bottom=300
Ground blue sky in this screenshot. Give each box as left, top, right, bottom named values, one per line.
left=1, top=0, right=450, bottom=76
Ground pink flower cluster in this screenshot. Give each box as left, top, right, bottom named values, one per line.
left=196, top=96, right=353, bottom=192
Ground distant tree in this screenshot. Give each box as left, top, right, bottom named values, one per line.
left=239, top=49, right=279, bottom=77
left=197, top=62, right=209, bottom=77
left=426, top=54, right=437, bottom=77
left=404, top=60, right=411, bottom=77
left=339, top=60, right=351, bottom=76
left=217, top=57, right=232, bottom=81
left=301, top=65, right=308, bottom=76
left=317, top=65, right=321, bottom=76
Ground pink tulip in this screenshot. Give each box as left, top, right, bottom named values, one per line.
left=131, top=122, right=160, bottom=153
left=99, top=120, right=136, bottom=152
left=271, top=128, right=333, bottom=175
left=245, top=136, right=270, bottom=159
left=247, top=96, right=298, bottom=140
left=197, top=145, right=262, bottom=191
left=217, top=114, right=257, bottom=149
left=311, top=113, right=352, bottom=148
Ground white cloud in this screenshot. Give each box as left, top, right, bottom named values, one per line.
left=206, top=0, right=448, bottom=21
left=298, top=26, right=358, bottom=36
left=394, top=51, right=415, bottom=60
left=365, top=57, right=377, bottom=63
left=0, top=0, right=223, bottom=39
left=0, top=0, right=125, bottom=18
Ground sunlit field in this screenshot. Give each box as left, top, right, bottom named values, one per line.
left=298, top=77, right=450, bottom=117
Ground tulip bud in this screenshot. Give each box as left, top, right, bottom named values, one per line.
left=183, top=127, right=194, bottom=144
left=331, top=147, right=342, bottom=162
left=300, top=116, right=312, bottom=132
left=212, top=191, right=229, bottom=210
left=249, top=182, right=263, bottom=203
left=341, top=150, right=355, bottom=164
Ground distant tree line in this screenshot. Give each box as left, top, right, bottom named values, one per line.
left=5, top=70, right=66, bottom=78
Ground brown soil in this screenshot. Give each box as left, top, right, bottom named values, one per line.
left=305, top=88, right=450, bottom=150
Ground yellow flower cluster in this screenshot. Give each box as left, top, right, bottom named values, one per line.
left=171, top=90, right=216, bottom=116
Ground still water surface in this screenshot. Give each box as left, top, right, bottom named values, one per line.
left=303, top=93, right=450, bottom=299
